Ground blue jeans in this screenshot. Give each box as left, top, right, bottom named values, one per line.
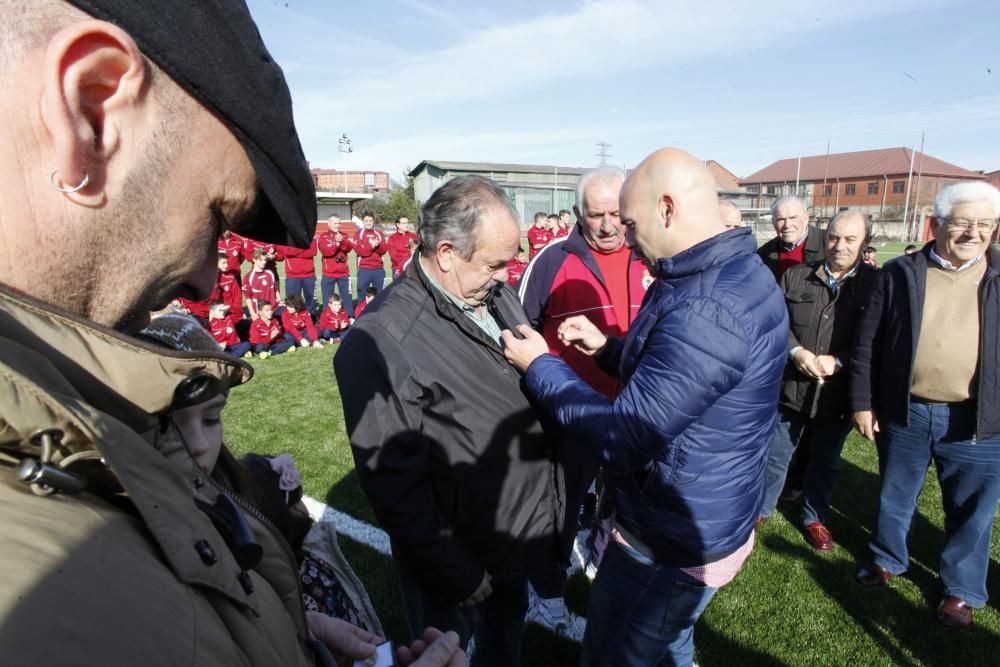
left=223, top=341, right=252, bottom=357
left=356, top=267, right=385, bottom=302
left=581, top=540, right=717, bottom=667
left=760, top=407, right=852, bottom=522
left=284, top=277, right=316, bottom=314
left=252, top=339, right=294, bottom=355
left=870, top=401, right=1000, bottom=607
left=398, top=569, right=528, bottom=667
left=321, top=276, right=353, bottom=316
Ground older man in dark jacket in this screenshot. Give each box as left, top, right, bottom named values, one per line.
left=505, top=149, right=787, bottom=666
left=757, top=210, right=877, bottom=551
left=757, top=195, right=826, bottom=281
left=335, top=176, right=561, bottom=666
left=851, top=181, right=1000, bottom=628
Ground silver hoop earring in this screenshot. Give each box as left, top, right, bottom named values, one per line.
left=49, top=168, right=89, bottom=194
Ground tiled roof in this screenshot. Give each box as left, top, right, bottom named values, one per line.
left=740, top=147, right=983, bottom=184
left=705, top=160, right=742, bottom=191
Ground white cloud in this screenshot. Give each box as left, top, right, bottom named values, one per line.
left=274, top=0, right=952, bottom=170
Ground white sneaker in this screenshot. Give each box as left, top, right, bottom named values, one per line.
left=534, top=596, right=569, bottom=635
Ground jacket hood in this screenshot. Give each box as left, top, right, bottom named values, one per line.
left=655, top=227, right=757, bottom=279
left=0, top=284, right=252, bottom=438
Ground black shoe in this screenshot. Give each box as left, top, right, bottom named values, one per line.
left=855, top=562, right=892, bottom=587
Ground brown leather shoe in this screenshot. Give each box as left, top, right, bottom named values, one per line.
left=935, top=596, right=974, bottom=628
left=804, top=522, right=833, bottom=551
left=856, top=562, right=892, bottom=587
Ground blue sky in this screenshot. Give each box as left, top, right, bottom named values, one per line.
left=247, top=0, right=1000, bottom=182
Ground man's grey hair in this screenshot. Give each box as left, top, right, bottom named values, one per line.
left=575, top=167, right=626, bottom=214
left=770, top=194, right=808, bottom=217
left=418, top=175, right=515, bottom=260
left=933, top=181, right=1000, bottom=220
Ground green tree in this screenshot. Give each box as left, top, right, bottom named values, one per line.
left=380, top=177, right=419, bottom=224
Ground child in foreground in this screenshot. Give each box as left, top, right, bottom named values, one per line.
left=137, top=313, right=467, bottom=667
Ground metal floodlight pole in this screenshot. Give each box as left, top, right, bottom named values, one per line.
left=338, top=133, right=353, bottom=193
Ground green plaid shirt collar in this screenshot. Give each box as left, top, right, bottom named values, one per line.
left=420, top=258, right=503, bottom=345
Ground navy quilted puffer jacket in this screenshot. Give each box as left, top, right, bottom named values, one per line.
left=524, top=227, right=788, bottom=566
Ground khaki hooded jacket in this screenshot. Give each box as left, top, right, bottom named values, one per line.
left=0, top=285, right=316, bottom=665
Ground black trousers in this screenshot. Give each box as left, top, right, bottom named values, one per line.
left=398, top=571, right=529, bottom=667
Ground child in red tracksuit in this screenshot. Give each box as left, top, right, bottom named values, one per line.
left=249, top=301, right=295, bottom=358
left=280, top=295, right=323, bottom=349
left=208, top=301, right=252, bottom=358
left=506, top=247, right=528, bottom=287
left=243, top=238, right=284, bottom=290
left=217, top=229, right=245, bottom=283
left=176, top=296, right=211, bottom=324
left=353, top=286, right=378, bottom=319
left=318, top=294, right=350, bottom=343
left=243, top=248, right=281, bottom=320
left=213, top=255, right=244, bottom=326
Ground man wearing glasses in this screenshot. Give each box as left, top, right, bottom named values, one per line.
left=850, top=181, right=1000, bottom=628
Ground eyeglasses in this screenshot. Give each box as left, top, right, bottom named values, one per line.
left=938, top=216, right=999, bottom=233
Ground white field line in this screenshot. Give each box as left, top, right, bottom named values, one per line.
left=303, top=495, right=589, bottom=643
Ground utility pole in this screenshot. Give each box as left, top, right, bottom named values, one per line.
left=901, top=142, right=916, bottom=240
left=909, top=132, right=926, bottom=242
left=596, top=142, right=612, bottom=166
left=338, top=133, right=353, bottom=192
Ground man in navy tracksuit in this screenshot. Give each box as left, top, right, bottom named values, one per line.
left=504, top=148, right=788, bottom=666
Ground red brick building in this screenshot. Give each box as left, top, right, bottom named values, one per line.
left=986, top=169, right=1000, bottom=188
left=740, top=147, right=984, bottom=222
left=312, top=168, right=390, bottom=193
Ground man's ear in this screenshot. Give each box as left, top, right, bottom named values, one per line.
left=40, top=20, right=149, bottom=196
left=434, top=240, right=455, bottom=272
left=659, top=194, right=674, bottom=227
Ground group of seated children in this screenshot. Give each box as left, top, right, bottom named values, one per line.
left=175, top=246, right=387, bottom=360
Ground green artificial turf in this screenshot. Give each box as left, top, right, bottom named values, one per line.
left=224, top=343, right=1000, bottom=666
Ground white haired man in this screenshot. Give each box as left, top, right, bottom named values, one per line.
left=757, top=195, right=825, bottom=281
left=851, top=181, right=1000, bottom=628
left=518, top=166, right=649, bottom=630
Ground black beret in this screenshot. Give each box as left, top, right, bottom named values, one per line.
left=66, top=0, right=316, bottom=247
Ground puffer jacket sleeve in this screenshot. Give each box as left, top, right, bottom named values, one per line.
left=525, top=296, right=748, bottom=471
left=334, top=322, right=485, bottom=604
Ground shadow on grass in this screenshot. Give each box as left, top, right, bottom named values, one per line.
left=764, top=531, right=1000, bottom=666
left=766, top=455, right=1000, bottom=666
left=695, top=622, right=787, bottom=667
left=778, top=456, right=1000, bottom=610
